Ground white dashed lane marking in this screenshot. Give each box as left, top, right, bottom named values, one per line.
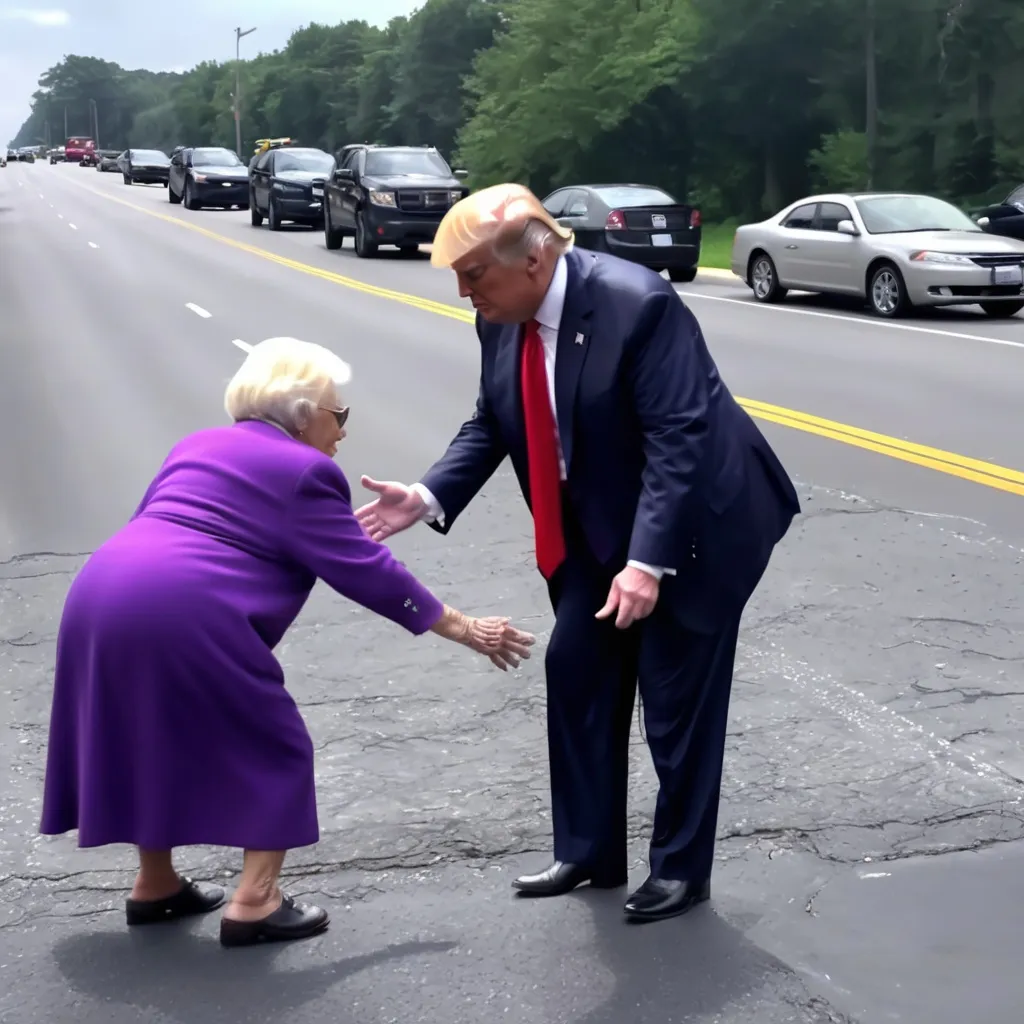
left=69, top=223, right=77, bottom=230
left=185, top=303, right=212, bottom=318
left=88, top=242, right=98, bottom=249
left=231, top=339, right=253, bottom=352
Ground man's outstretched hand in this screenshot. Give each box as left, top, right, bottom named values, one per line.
left=355, top=476, right=426, bottom=542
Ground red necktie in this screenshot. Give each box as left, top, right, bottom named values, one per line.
left=520, top=319, right=566, bottom=578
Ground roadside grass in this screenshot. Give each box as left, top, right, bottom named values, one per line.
left=699, top=221, right=737, bottom=270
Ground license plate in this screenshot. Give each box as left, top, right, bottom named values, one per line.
left=311, top=186, right=323, bottom=196
left=651, top=233, right=673, bottom=247
left=992, top=264, right=1023, bottom=285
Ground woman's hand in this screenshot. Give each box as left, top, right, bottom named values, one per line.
left=465, top=616, right=537, bottom=671
left=430, top=607, right=537, bottom=670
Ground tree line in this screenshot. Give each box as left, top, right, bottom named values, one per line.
left=11, top=0, right=1024, bottom=221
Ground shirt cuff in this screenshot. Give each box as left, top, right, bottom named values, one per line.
left=627, top=560, right=676, bottom=581
left=411, top=483, right=445, bottom=527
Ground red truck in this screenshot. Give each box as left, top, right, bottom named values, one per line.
left=66, top=137, right=96, bottom=165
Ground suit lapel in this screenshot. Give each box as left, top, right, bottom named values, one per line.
left=553, top=249, right=594, bottom=475
left=494, top=321, right=524, bottom=439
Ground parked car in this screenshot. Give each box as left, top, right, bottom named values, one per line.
left=168, top=146, right=249, bottom=209
left=117, top=148, right=171, bottom=186
left=730, top=192, right=1024, bottom=319
left=540, top=183, right=701, bottom=283
left=974, top=184, right=1024, bottom=243
left=323, top=144, right=469, bottom=256
left=96, top=150, right=121, bottom=172
left=250, top=144, right=333, bottom=230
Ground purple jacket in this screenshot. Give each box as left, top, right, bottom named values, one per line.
left=129, top=419, right=444, bottom=641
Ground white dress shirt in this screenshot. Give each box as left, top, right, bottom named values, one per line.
left=412, top=255, right=674, bottom=582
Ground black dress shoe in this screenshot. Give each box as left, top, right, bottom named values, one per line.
left=219, top=895, right=329, bottom=948
left=125, top=877, right=226, bottom=926
left=512, top=861, right=627, bottom=897
left=623, top=876, right=710, bottom=922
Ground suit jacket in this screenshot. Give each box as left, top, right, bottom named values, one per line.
left=420, top=248, right=801, bottom=632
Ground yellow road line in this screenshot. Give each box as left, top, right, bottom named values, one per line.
left=74, top=179, right=1024, bottom=498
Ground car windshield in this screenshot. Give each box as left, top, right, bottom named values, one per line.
left=855, top=195, right=980, bottom=234
left=591, top=186, right=677, bottom=207
left=133, top=150, right=168, bottom=162
left=275, top=150, right=333, bottom=173
left=192, top=148, right=242, bottom=167
left=364, top=150, right=451, bottom=176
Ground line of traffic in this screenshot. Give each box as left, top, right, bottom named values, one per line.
left=24, top=164, right=1024, bottom=496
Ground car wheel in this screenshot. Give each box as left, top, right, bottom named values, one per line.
left=324, top=203, right=343, bottom=250
left=267, top=196, right=281, bottom=231
left=183, top=179, right=199, bottom=210
left=354, top=210, right=378, bottom=258
left=749, top=252, right=787, bottom=303
left=668, top=266, right=698, bottom=284
left=979, top=300, right=1024, bottom=318
left=868, top=262, right=911, bottom=318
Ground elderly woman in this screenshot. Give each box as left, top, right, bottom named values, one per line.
left=40, top=337, right=534, bottom=948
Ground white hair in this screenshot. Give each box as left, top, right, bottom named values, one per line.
left=493, top=217, right=573, bottom=264
left=224, top=337, right=352, bottom=433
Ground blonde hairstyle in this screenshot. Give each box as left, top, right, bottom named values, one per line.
left=224, top=337, right=352, bottom=433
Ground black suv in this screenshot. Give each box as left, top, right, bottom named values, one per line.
left=250, top=144, right=334, bottom=230
left=323, top=144, right=469, bottom=257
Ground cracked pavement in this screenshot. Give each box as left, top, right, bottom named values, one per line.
left=2, top=163, right=1024, bottom=1023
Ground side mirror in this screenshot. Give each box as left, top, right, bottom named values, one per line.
left=837, top=219, right=859, bottom=236
left=453, top=169, right=468, bottom=179
left=333, top=167, right=354, bottom=182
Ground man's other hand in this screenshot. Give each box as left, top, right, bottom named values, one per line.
left=595, top=566, right=660, bottom=629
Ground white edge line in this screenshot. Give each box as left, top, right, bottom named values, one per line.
left=680, top=289, right=1024, bottom=350
left=231, top=339, right=253, bottom=352
left=185, top=302, right=212, bottom=319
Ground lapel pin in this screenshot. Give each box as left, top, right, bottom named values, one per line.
left=574, top=332, right=585, bottom=345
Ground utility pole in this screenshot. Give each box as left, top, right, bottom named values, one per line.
left=234, top=26, right=257, bottom=157
left=89, top=98, right=100, bottom=147
left=865, top=0, right=877, bottom=188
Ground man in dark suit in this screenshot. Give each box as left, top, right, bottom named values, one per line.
left=356, top=183, right=801, bottom=922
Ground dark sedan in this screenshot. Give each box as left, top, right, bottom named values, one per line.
left=118, top=148, right=171, bottom=186
left=168, top=146, right=249, bottom=210
left=541, top=183, right=702, bottom=283
left=975, top=184, right=1024, bottom=243
left=250, top=146, right=334, bottom=230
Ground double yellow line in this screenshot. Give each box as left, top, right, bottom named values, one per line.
left=77, top=179, right=1024, bottom=499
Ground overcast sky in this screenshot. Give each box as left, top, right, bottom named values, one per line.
left=1, top=1, right=420, bottom=144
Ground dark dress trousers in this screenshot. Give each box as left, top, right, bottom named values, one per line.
left=419, top=247, right=801, bottom=883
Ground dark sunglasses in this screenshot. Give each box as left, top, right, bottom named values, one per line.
left=320, top=406, right=349, bottom=429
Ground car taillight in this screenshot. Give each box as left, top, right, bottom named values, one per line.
left=605, top=209, right=626, bottom=231
left=690, top=209, right=701, bottom=228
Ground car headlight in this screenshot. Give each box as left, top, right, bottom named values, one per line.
left=272, top=181, right=304, bottom=194
left=908, top=250, right=973, bottom=265
left=449, top=189, right=463, bottom=204
left=369, top=189, right=396, bottom=207
left=192, top=173, right=207, bottom=182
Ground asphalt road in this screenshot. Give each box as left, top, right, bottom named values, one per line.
left=1, top=161, right=1023, bottom=1024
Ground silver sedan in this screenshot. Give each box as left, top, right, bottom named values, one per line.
left=730, top=192, right=1024, bottom=319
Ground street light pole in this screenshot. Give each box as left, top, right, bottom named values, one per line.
left=234, top=26, right=257, bottom=157
left=89, top=98, right=100, bottom=147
